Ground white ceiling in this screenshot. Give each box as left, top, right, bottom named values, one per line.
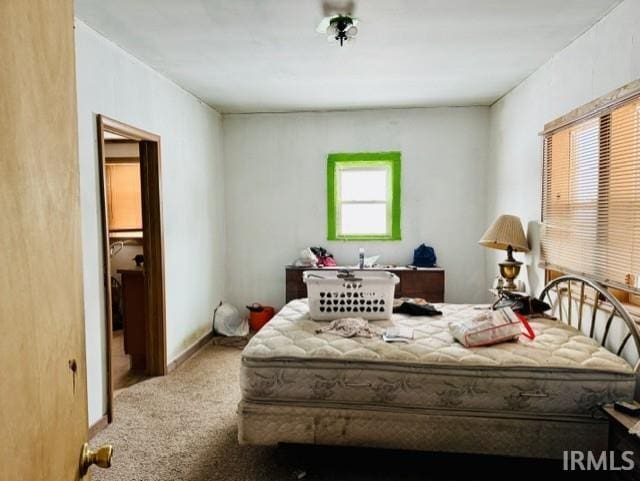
left=75, top=0, right=621, bottom=113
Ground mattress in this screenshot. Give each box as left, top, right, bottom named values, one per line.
left=240, top=300, right=635, bottom=419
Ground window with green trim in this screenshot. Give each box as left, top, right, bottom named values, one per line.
left=327, top=152, right=401, bottom=241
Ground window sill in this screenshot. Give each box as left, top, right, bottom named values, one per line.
left=109, top=230, right=143, bottom=240
left=329, top=236, right=402, bottom=241
left=555, top=285, right=640, bottom=326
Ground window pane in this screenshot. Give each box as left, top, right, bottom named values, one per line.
left=340, top=203, right=387, bottom=235
left=340, top=168, right=388, bottom=201
left=570, top=121, right=599, bottom=202
left=542, top=119, right=599, bottom=277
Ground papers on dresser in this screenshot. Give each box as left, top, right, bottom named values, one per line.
left=383, top=326, right=414, bottom=343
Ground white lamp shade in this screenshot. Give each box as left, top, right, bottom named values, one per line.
left=479, top=214, right=530, bottom=253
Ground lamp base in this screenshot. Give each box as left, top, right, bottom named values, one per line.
left=498, top=260, right=522, bottom=291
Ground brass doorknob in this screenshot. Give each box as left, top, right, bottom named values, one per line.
left=80, top=442, right=113, bottom=476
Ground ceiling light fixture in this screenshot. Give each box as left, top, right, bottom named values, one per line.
left=326, top=15, right=358, bottom=46
left=317, top=0, right=359, bottom=47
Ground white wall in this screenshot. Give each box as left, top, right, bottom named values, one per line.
left=75, top=20, right=226, bottom=425
left=223, top=107, right=490, bottom=309
left=487, top=0, right=640, bottom=296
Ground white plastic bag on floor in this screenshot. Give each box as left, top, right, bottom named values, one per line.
left=213, top=303, right=249, bottom=337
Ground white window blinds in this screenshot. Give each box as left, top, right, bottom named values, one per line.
left=541, top=95, right=640, bottom=291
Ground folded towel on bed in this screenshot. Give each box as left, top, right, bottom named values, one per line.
left=315, top=318, right=383, bottom=338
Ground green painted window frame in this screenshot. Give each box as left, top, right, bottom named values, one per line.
left=327, top=151, right=401, bottom=241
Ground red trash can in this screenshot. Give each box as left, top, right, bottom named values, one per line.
left=246, top=303, right=275, bottom=331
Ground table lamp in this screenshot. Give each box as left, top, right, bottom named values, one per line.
left=479, top=214, right=530, bottom=291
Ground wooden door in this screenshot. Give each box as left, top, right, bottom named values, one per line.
left=0, top=1, right=92, bottom=480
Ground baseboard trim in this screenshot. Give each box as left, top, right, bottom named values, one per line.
left=167, top=329, right=214, bottom=373
left=88, top=414, right=109, bottom=439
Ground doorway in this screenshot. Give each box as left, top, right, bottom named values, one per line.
left=97, top=115, right=167, bottom=424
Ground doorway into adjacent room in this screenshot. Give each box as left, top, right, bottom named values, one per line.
left=106, top=136, right=146, bottom=392
left=97, top=115, right=167, bottom=425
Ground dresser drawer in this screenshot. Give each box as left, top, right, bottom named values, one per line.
left=397, top=270, right=444, bottom=302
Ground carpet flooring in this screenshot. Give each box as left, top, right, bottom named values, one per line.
left=92, top=340, right=605, bottom=481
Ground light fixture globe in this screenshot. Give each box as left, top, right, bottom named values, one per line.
left=327, top=15, right=357, bottom=46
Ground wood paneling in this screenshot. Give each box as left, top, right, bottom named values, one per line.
left=0, top=1, right=88, bottom=479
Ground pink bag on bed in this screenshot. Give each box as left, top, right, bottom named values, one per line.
left=449, top=307, right=535, bottom=348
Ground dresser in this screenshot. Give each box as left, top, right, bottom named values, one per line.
left=118, top=268, right=147, bottom=371
left=285, top=266, right=445, bottom=303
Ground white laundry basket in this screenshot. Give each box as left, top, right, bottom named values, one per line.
left=303, top=270, right=399, bottom=321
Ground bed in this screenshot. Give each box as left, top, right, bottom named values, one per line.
left=237, top=275, right=640, bottom=459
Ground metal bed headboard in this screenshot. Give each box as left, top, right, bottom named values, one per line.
left=538, top=274, right=640, bottom=372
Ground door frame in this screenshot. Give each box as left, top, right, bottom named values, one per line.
left=97, top=115, right=167, bottom=423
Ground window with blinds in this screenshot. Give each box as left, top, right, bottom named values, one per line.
left=541, top=95, right=640, bottom=292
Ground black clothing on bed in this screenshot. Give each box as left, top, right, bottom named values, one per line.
left=393, top=302, right=442, bottom=317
